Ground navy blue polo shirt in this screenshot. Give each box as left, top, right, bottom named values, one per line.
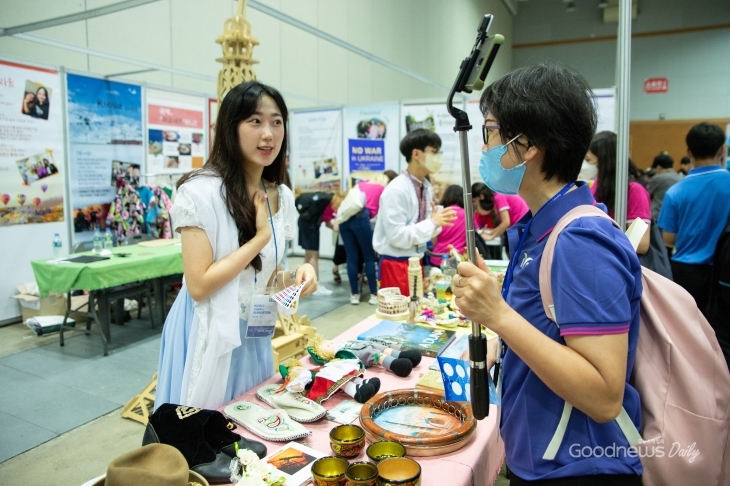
left=657, top=165, right=730, bottom=265
left=501, top=182, right=643, bottom=480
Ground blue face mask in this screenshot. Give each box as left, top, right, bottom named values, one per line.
left=479, top=134, right=525, bottom=195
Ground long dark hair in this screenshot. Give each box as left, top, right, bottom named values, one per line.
left=177, top=81, right=288, bottom=271
left=591, top=131, right=642, bottom=213
left=440, top=185, right=464, bottom=208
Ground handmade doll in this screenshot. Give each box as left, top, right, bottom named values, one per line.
left=307, top=334, right=422, bottom=378
left=278, top=358, right=381, bottom=404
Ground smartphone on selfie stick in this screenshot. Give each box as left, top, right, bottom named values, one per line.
left=446, top=14, right=503, bottom=420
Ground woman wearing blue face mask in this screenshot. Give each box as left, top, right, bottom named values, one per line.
left=453, top=64, right=643, bottom=485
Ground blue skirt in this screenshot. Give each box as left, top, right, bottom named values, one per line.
left=155, top=284, right=275, bottom=409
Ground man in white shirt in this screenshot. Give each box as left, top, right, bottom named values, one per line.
left=373, top=129, right=457, bottom=295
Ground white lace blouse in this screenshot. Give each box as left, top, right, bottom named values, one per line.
left=171, top=175, right=297, bottom=320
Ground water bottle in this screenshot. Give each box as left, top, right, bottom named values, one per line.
left=52, top=233, right=62, bottom=259
left=93, top=228, right=103, bottom=254
left=104, top=228, right=114, bottom=250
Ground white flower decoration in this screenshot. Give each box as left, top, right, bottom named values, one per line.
left=237, top=448, right=260, bottom=469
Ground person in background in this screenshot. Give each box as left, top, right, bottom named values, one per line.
left=339, top=173, right=390, bottom=305
left=646, top=152, right=681, bottom=222
left=372, top=129, right=456, bottom=296
left=454, top=63, right=643, bottom=484
left=587, top=131, right=651, bottom=255
left=156, top=81, right=317, bottom=409
left=296, top=191, right=335, bottom=296
left=34, top=86, right=50, bottom=120
left=430, top=185, right=466, bottom=268
left=658, top=122, right=730, bottom=316
left=678, top=156, right=692, bottom=176
left=472, top=182, right=529, bottom=258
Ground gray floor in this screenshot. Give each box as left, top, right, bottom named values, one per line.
left=0, top=256, right=360, bottom=465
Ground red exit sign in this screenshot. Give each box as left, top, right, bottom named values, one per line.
left=644, top=77, right=668, bottom=94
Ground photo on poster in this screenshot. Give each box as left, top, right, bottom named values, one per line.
left=165, top=156, right=179, bottom=169
left=72, top=204, right=110, bottom=233
left=149, top=129, right=163, bottom=155
left=163, top=130, right=179, bottom=142
left=111, top=160, right=141, bottom=187
left=20, top=80, right=51, bottom=120
left=405, top=113, right=435, bottom=133
left=313, top=157, right=338, bottom=179
left=177, top=143, right=191, bottom=156
left=16, top=150, right=59, bottom=185
left=356, top=118, right=387, bottom=139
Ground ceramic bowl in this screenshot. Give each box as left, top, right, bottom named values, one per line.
left=311, top=456, right=349, bottom=486
left=344, top=461, right=378, bottom=486
left=365, top=441, right=406, bottom=463
left=330, top=424, right=366, bottom=458
left=377, top=457, right=421, bottom=486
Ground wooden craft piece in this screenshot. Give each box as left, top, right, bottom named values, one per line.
left=121, top=372, right=157, bottom=425
left=216, top=0, right=259, bottom=102
left=272, top=312, right=315, bottom=368
left=359, top=389, right=477, bottom=456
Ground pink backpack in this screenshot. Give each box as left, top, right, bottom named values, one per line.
left=539, top=205, right=730, bottom=486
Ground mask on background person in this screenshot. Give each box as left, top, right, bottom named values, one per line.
left=478, top=134, right=525, bottom=195
left=578, top=160, right=598, bottom=181
left=423, top=152, right=443, bottom=174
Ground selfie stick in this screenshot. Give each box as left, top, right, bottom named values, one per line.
left=446, top=14, right=503, bottom=420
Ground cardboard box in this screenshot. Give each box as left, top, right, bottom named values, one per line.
left=11, top=284, right=88, bottom=324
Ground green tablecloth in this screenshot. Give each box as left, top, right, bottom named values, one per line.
left=31, top=243, right=183, bottom=296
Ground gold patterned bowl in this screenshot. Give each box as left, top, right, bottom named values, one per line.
left=377, top=457, right=421, bottom=486
left=311, top=456, right=349, bottom=486
left=329, top=424, right=366, bottom=458
left=345, top=461, right=378, bottom=486
left=365, top=441, right=406, bottom=463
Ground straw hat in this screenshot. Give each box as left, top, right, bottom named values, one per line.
left=91, top=444, right=209, bottom=486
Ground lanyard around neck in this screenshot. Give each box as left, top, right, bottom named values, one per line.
left=254, top=179, right=277, bottom=285
left=500, top=182, right=575, bottom=299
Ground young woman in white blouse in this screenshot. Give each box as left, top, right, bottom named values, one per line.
left=157, top=81, right=317, bottom=409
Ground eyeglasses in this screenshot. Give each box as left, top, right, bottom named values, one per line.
left=482, top=124, right=500, bottom=145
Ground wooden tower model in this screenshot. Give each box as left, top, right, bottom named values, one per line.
left=216, top=0, right=259, bottom=102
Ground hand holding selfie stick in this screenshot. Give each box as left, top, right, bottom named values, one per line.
left=446, top=14, right=503, bottom=420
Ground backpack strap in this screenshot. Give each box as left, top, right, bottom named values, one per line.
left=539, top=205, right=616, bottom=324
left=538, top=205, right=642, bottom=461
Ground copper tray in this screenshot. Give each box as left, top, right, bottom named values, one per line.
left=359, top=389, right=477, bottom=457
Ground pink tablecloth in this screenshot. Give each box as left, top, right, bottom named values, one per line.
left=220, top=316, right=505, bottom=486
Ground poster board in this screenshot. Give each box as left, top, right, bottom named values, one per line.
left=0, top=58, right=67, bottom=321
left=400, top=101, right=466, bottom=202
left=593, top=88, right=616, bottom=134
left=342, top=103, right=400, bottom=186
left=66, top=73, right=144, bottom=243
left=208, top=97, right=218, bottom=157
left=289, top=109, right=343, bottom=258
left=146, top=88, right=206, bottom=176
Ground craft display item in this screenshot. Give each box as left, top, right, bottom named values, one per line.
left=345, top=461, right=378, bottom=486
left=307, top=334, right=423, bottom=378
left=229, top=448, right=286, bottom=486
left=374, top=288, right=409, bottom=321
left=223, top=401, right=312, bottom=442
left=365, top=441, right=406, bottom=463
left=272, top=280, right=307, bottom=316
left=278, top=357, right=380, bottom=404
left=256, top=384, right=327, bottom=423
left=311, top=456, right=348, bottom=486
left=407, top=257, right=423, bottom=299
left=329, top=424, right=366, bottom=459
left=359, top=389, right=477, bottom=457
left=377, top=457, right=422, bottom=486
left=142, top=404, right=267, bottom=484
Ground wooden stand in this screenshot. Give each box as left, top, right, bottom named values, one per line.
left=121, top=372, right=157, bottom=425
left=272, top=312, right=316, bottom=368
left=215, top=0, right=259, bottom=102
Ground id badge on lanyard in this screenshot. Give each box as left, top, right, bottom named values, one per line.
left=246, top=286, right=278, bottom=339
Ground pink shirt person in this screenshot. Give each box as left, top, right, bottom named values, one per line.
left=591, top=181, right=651, bottom=222
left=494, top=193, right=529, bottom=225
left=358, top=180, right=385, bottom=218
left=431, top=205, right=466, bottom=267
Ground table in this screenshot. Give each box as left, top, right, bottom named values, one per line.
left=220, top=316, right=505, bottom=486
left=30, top=243, right=183, bottom=355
